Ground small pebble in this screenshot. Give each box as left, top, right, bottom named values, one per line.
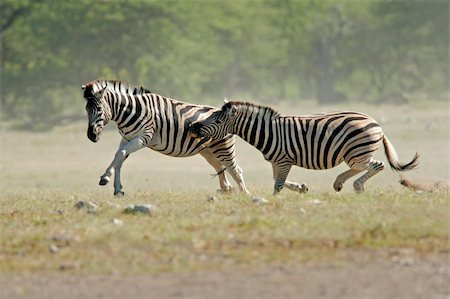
left=123, top=204, right=154, bottom=215
left=305, top=199, right=323, bottom=205
left=252, top=197, right=268, bottom=205
left=74, top=201, right=98, bottom=213
left=48, top=244, right=59, bottom=254
left=392, top=256, right=415, bottom=267
left=111, top=218, right=124, bottom=226
left=207, top=195, right=218, bottom=202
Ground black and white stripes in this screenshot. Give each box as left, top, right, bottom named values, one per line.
left=189, top=101, right=419, bottom=194
left=82, top=79, right=249, bottom=196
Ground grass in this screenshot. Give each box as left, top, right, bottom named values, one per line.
left=1, top=188, right=447, bottom=274
left=0, top=100, right=448, bottom=274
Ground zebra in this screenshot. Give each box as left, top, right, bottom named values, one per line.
left=189, top=100, right=419, bottom=194
left=81, top=79, right=250, bottom=196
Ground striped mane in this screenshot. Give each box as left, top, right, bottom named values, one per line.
left=83, top=79, right=152, bottom=99
left=226, top=101, right=281, bottom=119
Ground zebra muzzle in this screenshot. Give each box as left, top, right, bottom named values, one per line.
left=87, top=125, right=101, bottom=143
left=189, top=123, right=203, bottom=139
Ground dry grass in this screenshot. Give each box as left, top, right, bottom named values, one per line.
left=0, top=100, right=448, bottom=274
left=1, top=189, right=447, bottom=273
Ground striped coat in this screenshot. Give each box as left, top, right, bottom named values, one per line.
left=189, top=101, right=419, bottom=194
left=82, top=80, right=249, bottom=195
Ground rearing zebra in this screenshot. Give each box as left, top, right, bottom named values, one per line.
left=189, top=100, right=419, bottom=194
left=81, top=79, right=249, bottom=195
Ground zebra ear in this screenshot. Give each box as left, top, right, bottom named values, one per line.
left=223, top=97, right=229, bottom=104
left=94, top=87, right=107, bottom=100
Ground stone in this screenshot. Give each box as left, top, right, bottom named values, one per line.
left=48, top=244, right=59, bottom=254
left=305, top=199, right=323, bottom=205
left=74, top=201, right=98, bottom=213
left=252, top=197, right=268, bottom=205
left=111, top=218, right=124, bottom=226
left=207, top=195, right=218, bottom=202
left=123, top=204, right=154, bottom=215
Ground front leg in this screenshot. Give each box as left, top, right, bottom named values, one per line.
left=99, top=133, right=152, bottom=195
left=100, top=138, right=128, bottom=187
left=284, top=181, right=308, bottom=193
left=112, top=153, right=129, bottom=197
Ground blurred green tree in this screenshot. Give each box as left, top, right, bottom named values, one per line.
left=0, top=0, right=447, bottom=129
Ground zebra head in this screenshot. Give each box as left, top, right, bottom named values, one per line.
left=82, top=85, right=109, bottom=143
left=189, top=102, right=238, bottom=140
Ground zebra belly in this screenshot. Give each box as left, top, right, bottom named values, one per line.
left=295, top=157, right=344, bottom=170
left=148, top=129, right=206, bottom=157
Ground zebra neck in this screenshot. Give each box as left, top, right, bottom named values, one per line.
left=233, top=107, right=278, bottom=152
left=110, top=93, right=134, bottom=124
left=108, top=93, right=120, bottom=122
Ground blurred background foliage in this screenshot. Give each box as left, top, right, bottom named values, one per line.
left=0, top=0, right=448, bottom=129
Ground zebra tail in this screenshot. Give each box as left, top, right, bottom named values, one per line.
left=382, top=135, right=420, bottom=172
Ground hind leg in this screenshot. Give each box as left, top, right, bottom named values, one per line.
left=207, top=139, right=250, bottom=194
left=272, top=167, right=308, bottom=193
left=333, top=169, right=362, bottom=192
left=353, top=160, right=385, bottom=193
left=272, top=162, right=300, bottom=195
left=200, top=150, right=233, bottom=192
left=221, top=160, right=250, bottom=195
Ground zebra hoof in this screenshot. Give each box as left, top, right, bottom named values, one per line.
left=114, top=191, right=125, bottom=197
left=334, top=182, right=343, bottom=192
left=99, top=177, right=110, bottom=185
left=300, top=184, right=308, bottom=193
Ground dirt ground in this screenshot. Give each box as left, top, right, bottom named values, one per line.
left=1, top=252, right=448, bottom=299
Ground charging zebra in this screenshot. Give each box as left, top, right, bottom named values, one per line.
left=81, top=79, right=250, bottom=196
left=189, top=100, right=419, bottom=194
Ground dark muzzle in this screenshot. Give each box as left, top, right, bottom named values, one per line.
left=87, top=125, right=99, bottom=142
left=189, top=122, right=203, bottom=138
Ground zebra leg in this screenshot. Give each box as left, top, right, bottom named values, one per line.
left=99, top=136, right=150, bottom=194
left=272, top=164, right=307, bottom=193
left=333, top=169, right=362, bottom=192
left=272, top=162, right=294, bottom=195
left=226, top=164, right=251, bottom=195
left=284, top=181, right=309, bottom=193
left=199, top=150, right=233, bottom=192
left=218, top=157, right=251, bottom=194
left=100, top=138, right=128, bottom=186
left=206, top=137, right=250, bottom=194
left=112, top=154, right=129, bottom=197
left=353, top=160, right=385, bottom=193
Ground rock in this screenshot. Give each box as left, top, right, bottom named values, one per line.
left=123, top=204, right=154, bottom=215
left=74, top=201, right=98, bottom=213
left=392, top=256, right=415, bottom=267
left=305, top=199, right=323, bottom=205
left=48, top=244, right=59, bottom=254
left=299, top=208, right=306, bottom=214
left=252, top=197, right=268, bottom=205
left=59, top=262, right=79, bottom=271
left=111, top=218, right=124, bottom=226
left=207, top=195, right=218, bottom=202
left=48, top=234, right=80, bottom=249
